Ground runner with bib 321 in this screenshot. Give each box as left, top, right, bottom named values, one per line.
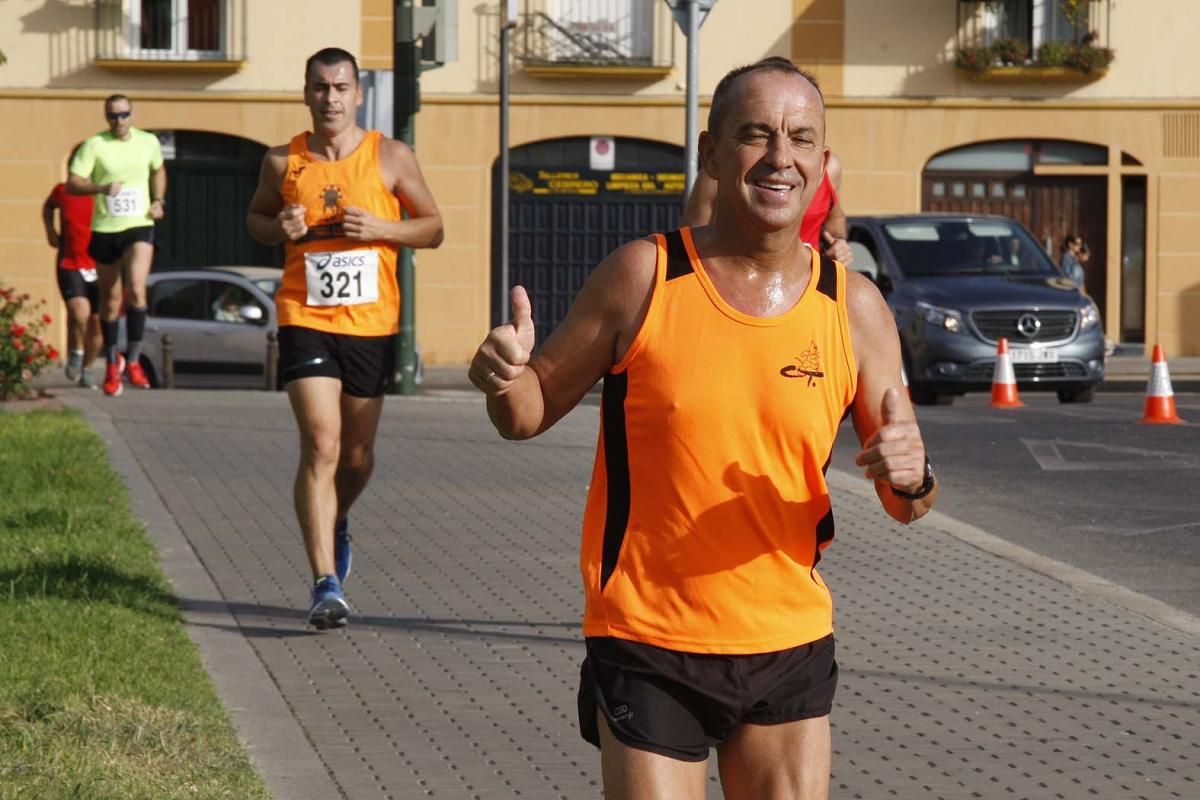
left=246, top=47, right=444, bottom=630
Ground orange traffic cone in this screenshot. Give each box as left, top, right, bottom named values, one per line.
left=991, top=337, right=1024, bottom=408
left=1140, top=344, right=1184, bottom=424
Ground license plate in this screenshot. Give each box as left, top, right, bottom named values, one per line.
left=1010, top=347, right=1059, bottom=363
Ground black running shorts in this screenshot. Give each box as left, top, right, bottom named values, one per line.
left=277, top=325, right=396, bottom=398
left=578, top=634, right=838, bottom=762
left=56, top=267, right=100, bottom=313
left=87, top=226, right=155, bottom=265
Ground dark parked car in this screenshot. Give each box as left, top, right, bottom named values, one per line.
left=846, top=214, right=1105, bottom=405
left=121, top=266, right=282, bottom=389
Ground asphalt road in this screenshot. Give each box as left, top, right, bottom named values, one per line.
left=832, top=390, right=1200, bottom=619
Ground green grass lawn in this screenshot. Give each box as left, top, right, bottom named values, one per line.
left=0, top=409, right=270, bottom=800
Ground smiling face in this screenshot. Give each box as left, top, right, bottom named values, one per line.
left=701, top=69, right=829, bottom=235
left=304, top=60, right=362, bottom=135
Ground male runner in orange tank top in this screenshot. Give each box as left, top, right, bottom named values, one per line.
left=470, top=58, right=936, bottom=799
left=246, top=48, right=443, bottom=630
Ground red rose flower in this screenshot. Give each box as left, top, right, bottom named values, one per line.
left=12, top=339, right=24, bottom=351
left=10, top=324, right=26, bottom=337
left=47, top=347, right=59, bottom=360
left=25, top=355, right=34, bottom=364
left=42, top=313, right=53, bottom=324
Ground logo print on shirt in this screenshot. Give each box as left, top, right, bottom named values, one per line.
left=322, top=185, right=344, bottom=219
left=780, top=341, right=824, bottom=386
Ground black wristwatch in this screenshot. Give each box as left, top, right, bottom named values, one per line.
left=890, top=456, right=934, bottom=500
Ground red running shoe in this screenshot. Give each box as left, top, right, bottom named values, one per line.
left=125, top=358, right=152, bottom=389
left=103, top=354, right=125, bottom=397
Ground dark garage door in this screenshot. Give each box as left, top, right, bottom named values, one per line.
left=492, top=136, right=685, bottom=342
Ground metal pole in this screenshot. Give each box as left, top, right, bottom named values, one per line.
left=265, top=330, right=278, bottom=391
left=393, top=0, right=419, bottom=395
left=684, top=0, right=699, bottom=195
left=499, top=9, right=514, bottom=321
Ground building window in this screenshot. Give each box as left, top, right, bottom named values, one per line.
left=97, top=0, right=244, bottom=63
left=932, top=182, right=946, bottom=197
left=991, top=182, right=1006, bottom=198
left=135, top=0, right=222, bottom=56
left=518, top=0, right=674, bottom=72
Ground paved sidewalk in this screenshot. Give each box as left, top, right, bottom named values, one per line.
left=61, top=386, right=1200, bottom=799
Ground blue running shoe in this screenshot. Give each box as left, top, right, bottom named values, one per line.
left=334, top=518, right=352, bottom=583
left=308, top=575, right=349, bottom=630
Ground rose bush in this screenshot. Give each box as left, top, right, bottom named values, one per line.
left=1, top=284, right=58, bottom=400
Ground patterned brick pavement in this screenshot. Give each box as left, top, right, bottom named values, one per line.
left=66, top=388, right=1200, bottom=799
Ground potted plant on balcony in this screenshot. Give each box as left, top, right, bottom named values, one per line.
left=955, top=45, right=994, bottom=76
left=1036, top=40, right=1071, bottom=67
left=993, top=37, right=1029, bottom=66
left=1067, top=41, right=1114, bottom=75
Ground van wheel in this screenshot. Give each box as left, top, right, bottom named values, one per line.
left=910, top=385, right=952, bottom=406
left=1057, top=386, right=1095, bottom=404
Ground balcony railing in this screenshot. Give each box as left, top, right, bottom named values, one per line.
left=516, top=0, right=674, bottom=76
left=95, top=0, right=247, bottom=67
left=956, top=0, right=1112, bottom=79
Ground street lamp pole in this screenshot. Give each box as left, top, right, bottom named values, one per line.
left=684, top=0, right=699, bottom=195
left=499, top=1, right=516, bottom=320
left=393, top=0, right=421, bottom=394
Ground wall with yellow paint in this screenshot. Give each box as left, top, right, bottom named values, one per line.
left=842, top=0, right=1200, bottom=100
left=365, top=0, right=793, bottom=99
left=0, top=0, right=359, bottom=93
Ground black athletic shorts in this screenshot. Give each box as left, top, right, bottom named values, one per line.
left=87, top=226, right=154, bottom=265
left=578, top=634, right=838, bottom=762
left=56, top=266, right=100, bottom=313
left=277, top=325, right=396, bottom=398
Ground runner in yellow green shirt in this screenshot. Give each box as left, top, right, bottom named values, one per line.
left=68, top=94, right=166, bottom=397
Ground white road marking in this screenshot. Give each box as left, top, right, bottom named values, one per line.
left=1021, top=438, right=1199, bottom=471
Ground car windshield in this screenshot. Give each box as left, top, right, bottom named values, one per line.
left=881, top=220, right=1061, bottom=278
left=252, top=278, right=281, bottom=297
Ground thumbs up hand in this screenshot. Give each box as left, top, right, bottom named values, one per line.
left=854, top=386, right=926, bottom=494
left=470, top=285, right=536, bottom=395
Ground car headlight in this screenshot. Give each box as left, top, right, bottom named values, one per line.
left=915, top=301, right=964, bottom=334
left=1080, top=301, right=1100, bottom=331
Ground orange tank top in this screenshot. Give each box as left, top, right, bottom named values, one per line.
left=580, top=227, right=858, bottom=654
left=277, top=130, right=401, bottom=336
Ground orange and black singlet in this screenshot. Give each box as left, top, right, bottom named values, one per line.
left=580, top=227, right=858, bottom=655
left=276, top=130, right=402, bottom=336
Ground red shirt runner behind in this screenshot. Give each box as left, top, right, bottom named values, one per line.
left=49, top=182, right=95, bottom=270
left=798, top=173, right=837, bottom=248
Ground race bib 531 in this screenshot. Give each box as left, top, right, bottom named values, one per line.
left=304, top=250, right=380, bottom=307
left=105, top=189, right=143, bottom=218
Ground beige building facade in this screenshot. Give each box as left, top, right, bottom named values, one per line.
left=2, top=0, right=1198, bottom=363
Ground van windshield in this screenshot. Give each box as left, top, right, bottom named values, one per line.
left=881, top=219, right=1062, bottom=278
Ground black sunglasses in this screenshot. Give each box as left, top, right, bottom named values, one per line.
left=106, top=111, right=131, bottom=121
